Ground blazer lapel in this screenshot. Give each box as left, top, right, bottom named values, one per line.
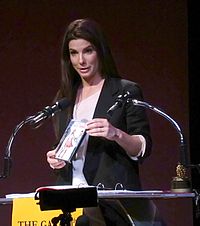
left=93, top=77, right=120, bottom=119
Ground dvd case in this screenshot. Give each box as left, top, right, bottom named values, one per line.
left=55, top=119, right=87, bottom=163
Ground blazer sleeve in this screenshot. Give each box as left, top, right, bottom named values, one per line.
left=122, top=80, right=152, bottom=159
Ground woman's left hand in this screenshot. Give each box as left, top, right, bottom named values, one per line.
left=86, top=118, right=143, bottom=157
left=86, top=118, right=118, bottom=141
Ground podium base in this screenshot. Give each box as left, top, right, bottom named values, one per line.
left=171, top=177, right=191, bottom=192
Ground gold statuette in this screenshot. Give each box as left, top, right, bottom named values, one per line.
left=171, top=163, right=191, bottom=192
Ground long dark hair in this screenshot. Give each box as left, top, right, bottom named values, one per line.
left=53, top=19, right=120, bottom=138
left=56, top=18, right=120, bottom=102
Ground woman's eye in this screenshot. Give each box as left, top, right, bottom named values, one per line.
left=69, top=50, right=77, bottom=56
left=85, top=48, right=93, bottom=54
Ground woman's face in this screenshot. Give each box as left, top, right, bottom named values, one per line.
left=68, top=39, right=101, bottom=81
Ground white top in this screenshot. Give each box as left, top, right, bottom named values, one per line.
left=72, top=90, right=101, bottom=186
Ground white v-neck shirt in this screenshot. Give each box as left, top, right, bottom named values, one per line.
left=72, top=90, right=101, bottom=186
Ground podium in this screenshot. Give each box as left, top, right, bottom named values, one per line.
left=0, top=187, right=197, bottom=226
left=0, top=189, right=196, bottom=205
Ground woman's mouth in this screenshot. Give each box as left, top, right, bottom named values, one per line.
left=79, top=67, right=90, bottom=73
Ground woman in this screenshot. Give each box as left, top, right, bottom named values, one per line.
left=47, top=18, right=163, bottom=226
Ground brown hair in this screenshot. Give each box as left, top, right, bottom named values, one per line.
left=53, top=18, right=120, bottom=138
left=57, top=18, right=120, bottom=102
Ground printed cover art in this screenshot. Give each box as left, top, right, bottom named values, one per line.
left=55, top=119, right=87, bottom=162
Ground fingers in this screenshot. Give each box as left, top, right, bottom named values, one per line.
left=46, top=150, right=66, bottom=169
left=86, top=118, right=116, bottom=140
left=87, top=118, right=108, bottom=129
left=86, top=118, right=107, bottom=134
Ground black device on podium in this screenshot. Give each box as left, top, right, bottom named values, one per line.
left=35, top=186, right=98, bottom=226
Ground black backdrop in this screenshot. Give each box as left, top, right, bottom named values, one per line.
left=188, top=1, right=200, bottom=225
left=0, top=1, right=197, bottom=225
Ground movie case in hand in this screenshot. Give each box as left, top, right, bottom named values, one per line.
left=55, top=119, right=87, bottom=163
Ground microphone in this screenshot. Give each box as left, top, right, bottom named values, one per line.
left=131, top=99, right=192, bottom=192
left=0, top=98, right=70, bottom=179
left=107, top=91, right=132, bottom=116
left=131, top=99, right=187, bottom=165
left=29, top=98, right=70, bottom=127
left=107, top=91, right=192, bottom=192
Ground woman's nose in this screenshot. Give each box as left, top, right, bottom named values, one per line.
left=78, top=53, right=85, bottom=64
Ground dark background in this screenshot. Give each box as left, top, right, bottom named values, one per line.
left=0, top=1, right=198, bottom=225
left=188, top=1, right=200, bottom=225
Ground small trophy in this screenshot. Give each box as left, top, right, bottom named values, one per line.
left=171, top=163, right=191, bottom=192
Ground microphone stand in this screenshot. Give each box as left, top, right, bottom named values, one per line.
left=0, top=115, right=35, bottom=179
left=0, top=100, right=69, bottom=179
left=130, top=98, right=191, bottom=192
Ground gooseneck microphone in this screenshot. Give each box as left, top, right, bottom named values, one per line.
left=107, top=91, right=188, bottom=166
left=0, top=98, right=70, bottom=179
left=131, top=99, right=187, bottom=166
left=107, top=91, right=195, bottom=192
left=29, top=98, right=71, bottom=127
left=107, top=91, right=132, bottom=117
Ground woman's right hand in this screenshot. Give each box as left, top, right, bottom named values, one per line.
left=46, top=150, right=66, bottom=169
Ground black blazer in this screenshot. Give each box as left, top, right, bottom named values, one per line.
left=55, top=77, right=152, bottom=190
